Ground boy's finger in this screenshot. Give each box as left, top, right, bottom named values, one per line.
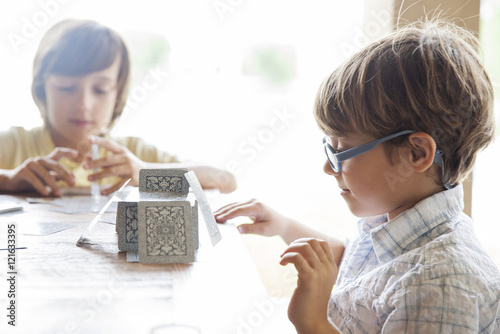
left=282, top=241, right=322, bottom=268
left=307, top=239, right=330, bottom=264
left=101, top=179, right=126, bottom=196
left=48, top=147, right=79, bottom=162
left=280, top=252, right=313, bottom=279
left=299, top=238, right=335, bottom=266
left=41, top=159, right=75, bottom=186
left=88, top=164, right=129, bottom=182
left=214, top=201, right=264, bottom=222
left=214, top=199, right=256, bottom=216
left=88, top=170, right=108, bottom=182
left=90, top=136, right=123, bottom=154
left=29, top=161, right=61, bottom=196
left=319, top=240, right=336, bottom=265
left=290, top=238, right=334, bottom=262
left=104, top=163, right=131, bottom=178
left=86, top=153, right=126, bottom=170
left=20, top=169, right=50, bottom=196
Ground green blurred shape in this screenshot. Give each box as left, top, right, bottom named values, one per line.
left=242, top=44, right=297, bottom=85
left=124, top=30, right=170, bottom=73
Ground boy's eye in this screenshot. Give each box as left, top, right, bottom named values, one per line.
left=327, top=138, right=344, bottom=153
left=332, top=147, right=345, bottom=154
left=57, top=86, right=75, bottom=92
left=94, top=86, right=114, bottom=95
left=94, top=88, right=108, bottom=95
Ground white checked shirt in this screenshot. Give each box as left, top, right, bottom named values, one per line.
left=329, top=184, right=500, bottom=333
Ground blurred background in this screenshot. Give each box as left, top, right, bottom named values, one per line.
left=1, top=0, right=499, bottom=313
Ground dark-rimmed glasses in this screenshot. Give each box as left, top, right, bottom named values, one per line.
left=323, top=130, right=445, bottom=177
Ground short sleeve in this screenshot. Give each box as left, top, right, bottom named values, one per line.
left=0, top=126, right=54, bottom=169
left=0, top=128, right=19, bottom=169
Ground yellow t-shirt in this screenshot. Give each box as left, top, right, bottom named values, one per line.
left=0, top=126, right=178, bottom=186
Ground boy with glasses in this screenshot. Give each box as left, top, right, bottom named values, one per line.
left=215, top=20, right=500, bottom=333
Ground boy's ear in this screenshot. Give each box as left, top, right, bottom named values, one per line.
left=406, top=132, right=437, bottom=173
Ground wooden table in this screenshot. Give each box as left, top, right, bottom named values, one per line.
left=0, top=191, right=273, bottom=334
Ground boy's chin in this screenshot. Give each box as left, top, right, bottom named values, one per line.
left=346, top=203, right=386, bottom=219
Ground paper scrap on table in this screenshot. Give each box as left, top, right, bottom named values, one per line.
left=184, top=170, right=222, bottom=246
left=0, top=195, right=26, bottom=214
left=27, top=195, right=115, bottom=214
left=18, top=222, right=74, bottom=236
left=0, top=202, right=23, bottom=214
left=52, top=196, right=114, bottom=214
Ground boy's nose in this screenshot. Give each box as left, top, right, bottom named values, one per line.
left=75, top=89, right=93, bottom=112
left=323, top=160, right=340, bottom=176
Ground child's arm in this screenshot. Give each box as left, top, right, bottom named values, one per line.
left=163, top=163, right=237, bottom=194
left=280, top=238, right=340, bottom=334
left=83, top=136, right=237, bottom=195
left=0, top=147, right=78, bottom=197
left=214, top=199, right=345, bottom=267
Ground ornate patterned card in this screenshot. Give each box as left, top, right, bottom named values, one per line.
left=139, top=169, right=189, bottom=197
left=138, top=201, right=195, bottom=264
left=117, top=202, right=139, bottom=252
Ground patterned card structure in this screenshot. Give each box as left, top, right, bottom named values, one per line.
left=117, top=202, right=139, bottom=252
left=115, top=187, right=140, bottom=232
left=184, top=171, right=222, bottom=246
left=138, top=201, right=195, bottom=264
left=139, top=169, right=189, bottom=197
left=192, top=200, right=199, bottom=250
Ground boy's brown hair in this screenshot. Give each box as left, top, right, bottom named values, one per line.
left=32, top=19, right=130, bottom=133
left=314, top=20, right=495, bottom=187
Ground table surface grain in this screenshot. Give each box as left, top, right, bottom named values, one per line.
left=0, top=192, right=270, bottom=334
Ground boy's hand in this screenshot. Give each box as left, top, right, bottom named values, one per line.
left=83, top=136, right=145, bottom=195
left=214, top=199, right=290, bottom=237
left=3, top=148, right=77, bottom=197
left=280, top=238, right=340, bottom=334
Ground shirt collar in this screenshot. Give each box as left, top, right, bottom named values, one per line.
left=362, top=184, right=464, bottom=264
